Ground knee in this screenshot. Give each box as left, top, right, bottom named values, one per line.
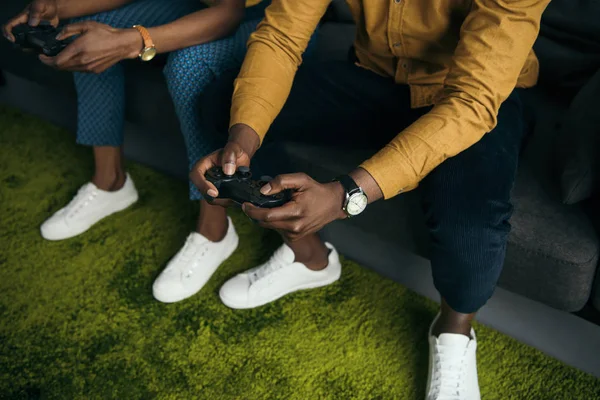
left=427, top=196, right=513, bottom=312
left=427, top=195, right=513, bottom=252
left=166, top=48, right=221, bottom=99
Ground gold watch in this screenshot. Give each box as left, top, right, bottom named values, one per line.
left=132, top=25, right=156, bottom=61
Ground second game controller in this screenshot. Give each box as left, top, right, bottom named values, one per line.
left=205, top=166, right=291, bottom=208
left=12, top=22, right=70, bottom=56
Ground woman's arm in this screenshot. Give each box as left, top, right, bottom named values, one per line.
left=39, top=0, right=248, bottom=73
left=146, top=0, right=246, bottom=54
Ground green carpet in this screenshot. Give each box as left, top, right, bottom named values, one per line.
left=0, top=105, right=599, bottom=400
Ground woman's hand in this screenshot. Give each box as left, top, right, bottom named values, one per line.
left=242, top=174, right=347, bottom=242
left=3, top=0, right=59, bottom=42
left=39, top=21, right=142, bottom=73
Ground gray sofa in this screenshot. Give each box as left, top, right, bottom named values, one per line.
left=1, top=0, right=599, bottom=312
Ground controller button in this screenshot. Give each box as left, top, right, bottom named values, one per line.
left=238, top=166, right=251, bottom=176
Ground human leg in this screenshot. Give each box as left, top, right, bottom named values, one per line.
left=419, top=92, right=525, bottom=400
left=164, top=17, right=265, bottom=242
left=40, top=0, right=202, bottom=241
left=153, top=16, right=273, bottom=303
left=200, top=61, right=426, bottom=308
left=73, top=0, right=201, bottom=189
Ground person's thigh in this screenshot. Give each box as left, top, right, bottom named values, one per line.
left=419, top=92, right=525, bottom=314
left=71, top=0, right=201, bottom=28
left=201, top=61, right=429, bottom=150
left=165, top=17, right=267, bottom=199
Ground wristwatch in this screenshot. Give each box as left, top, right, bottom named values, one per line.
left=132, top=25, right=156, bottom=62
left=335, top=175, right=368, bottom=217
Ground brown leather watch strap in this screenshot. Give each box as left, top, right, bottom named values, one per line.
left=132, top=25, right=154, bottom=51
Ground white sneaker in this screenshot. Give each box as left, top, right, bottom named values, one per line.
left=152, top=217, right=239, bottom=303
left=426, top=314, right=481, bottom=400
left=219, top=242, right=341, bottom=309
left=40, top=174, right=138, bottom=241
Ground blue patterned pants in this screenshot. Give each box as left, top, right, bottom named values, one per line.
left=73, top=0, right=269, bottom=199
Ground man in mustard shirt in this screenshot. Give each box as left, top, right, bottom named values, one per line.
left=191, top=1, right=549, bottom=398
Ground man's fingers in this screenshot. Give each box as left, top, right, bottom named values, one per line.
left=3, top=13, right=28, bottom=42
left=220, top=142, right=244, bottom=175
left=243, top=202, right=301, bottom=222
left=260, top=173, right=312, bottom=195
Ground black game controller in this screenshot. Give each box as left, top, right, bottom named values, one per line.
left=205, top=166, right=291, bottom=208
left=12, top=22, right=70, bottom=56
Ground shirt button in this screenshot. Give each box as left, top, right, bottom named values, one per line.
left=402, top=63, right=408, bottom=69
left=393, top=42, right=402, bottom=47
left=394, top=0, right=401, bottom=4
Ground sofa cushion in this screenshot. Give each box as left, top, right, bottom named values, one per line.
left=554, top=69, right=600, bottom=204
left=500, top=163, right=599, bottom=311
left=534, top=0, right=600, bottom=89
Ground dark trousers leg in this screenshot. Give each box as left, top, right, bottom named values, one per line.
left=419, top=93, right=524, bottom=313
left=201, top=61, right=524, bottom=314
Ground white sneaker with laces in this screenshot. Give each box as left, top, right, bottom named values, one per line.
left=40, top=174, right=138, bottom=241
left=152, top=217, right=239, bottom=303
left=426, top=314, right=481, bottom=400
left=219, top=242, right=341, bottom=309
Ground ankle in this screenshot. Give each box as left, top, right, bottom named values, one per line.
left=432, top=318, right=472, bottom=338
left=295, top=246, right=329, bottom=271
left=196, top=213, right=228, bottom=242
left=93, top=170, right=126, bottom=191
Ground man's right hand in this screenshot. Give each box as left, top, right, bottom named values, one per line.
left=190, top=124, right=260, bottom=207
left=3, top=0, right=59, bottom=42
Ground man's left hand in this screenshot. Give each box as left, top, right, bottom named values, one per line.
left=243, top=173, right=347, bottom=241
left=39, top=21, right=142, bottom=73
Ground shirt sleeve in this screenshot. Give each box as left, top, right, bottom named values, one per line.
left=360, top=0, right=550, bottom=199
left=229, top=0, right=330, bottom=139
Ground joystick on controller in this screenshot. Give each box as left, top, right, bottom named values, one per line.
left=12, top=22, right=71, bottom=56
left=205, top=166, right=291, bottom=208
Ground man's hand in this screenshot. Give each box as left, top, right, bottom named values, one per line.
left=190, top=124, right=260, bottom=207
left=3, top=0, right=59, bottom=42
left=242, top=173, right=347, bottom=242
left=38, top=21, right=142, bottom=73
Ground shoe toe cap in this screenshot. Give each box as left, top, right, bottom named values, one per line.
left=40, top=213, right=71, bottom=241
left=152, top=273, right=187, bottom=303
left=219, top=274, right=252, bottom=309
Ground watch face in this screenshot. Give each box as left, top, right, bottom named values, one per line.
left=141, top=47, right=157, bottom=61
left=346, top=192, right=368, bottom=216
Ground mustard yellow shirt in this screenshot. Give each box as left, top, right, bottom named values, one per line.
left=229, top=0, right=551, bottom=199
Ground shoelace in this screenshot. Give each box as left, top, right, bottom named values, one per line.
left=169, top=235, right=209, bottom=278
left=66, top=184, right=98, bottom=219
left=430, top=346, right=468, bottom=400
left=248, top=253, right=287, bottom=284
